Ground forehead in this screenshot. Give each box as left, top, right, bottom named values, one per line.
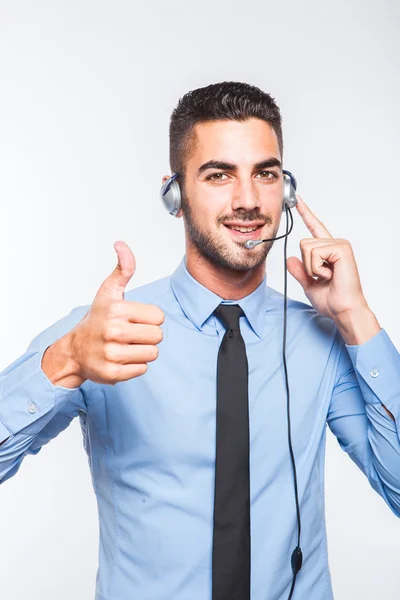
left=188, top=118, right=281, bottom=166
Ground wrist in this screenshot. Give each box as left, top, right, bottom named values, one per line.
left=42, top=332, right=86, bottom=388
left=334, top=305, right=382, bottom=346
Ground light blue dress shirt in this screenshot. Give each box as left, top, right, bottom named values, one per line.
left=1, top=255, right=400, bottom=600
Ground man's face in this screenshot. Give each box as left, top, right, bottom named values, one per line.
left=179, top=117, right=285, bottom=272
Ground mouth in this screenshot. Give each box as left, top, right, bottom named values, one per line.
left=222, top=223, right=264, bottom=241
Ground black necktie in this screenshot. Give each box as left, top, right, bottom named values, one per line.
left=212, top=303, right=251, bottom=600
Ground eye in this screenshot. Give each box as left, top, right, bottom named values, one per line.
left=257, top=170, right=279, bottom=181
left=206, top=172, right=228, bottom=182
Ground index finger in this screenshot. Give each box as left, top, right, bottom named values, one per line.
left=295, top=194, right=333, bottom=239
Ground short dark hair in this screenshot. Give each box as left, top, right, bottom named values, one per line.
left=169, top=81, right=283, bottom=183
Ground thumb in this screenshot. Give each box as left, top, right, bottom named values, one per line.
left=286, top=256, right=313, bottom=291
left=95, top=241, right=136, bottom=300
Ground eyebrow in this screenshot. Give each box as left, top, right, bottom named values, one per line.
left=197, top=157, right=282, bottom=175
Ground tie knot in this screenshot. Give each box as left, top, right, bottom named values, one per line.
left=213, top=303, right=245, bottom=332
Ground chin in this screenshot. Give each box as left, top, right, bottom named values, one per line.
left=212, top=246, right=266, bottom=272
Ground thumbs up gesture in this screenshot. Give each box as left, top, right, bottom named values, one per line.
left=94, top=240, right=140, bottom=301
left=42, top=242, right=165, bottom=388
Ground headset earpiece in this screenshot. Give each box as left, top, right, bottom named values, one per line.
left=282, top=169, right=298, bottom=211
left=160, top=172, right=182, bottom=217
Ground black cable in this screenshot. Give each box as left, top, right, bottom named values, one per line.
left=282, top=206, right=303, bottom=599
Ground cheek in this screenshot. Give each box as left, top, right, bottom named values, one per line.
left=263, top=188, right=284, bottom=217
left=264, top=183, right=283, bottom=204
left=201, top=190, right=231, bottom=215
left=190, top=188, right=229, bottom=223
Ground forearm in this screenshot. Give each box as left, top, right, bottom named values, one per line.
left=0, top=341, right=84, bottom=470
left=329, top=325, right=400, bottom=516
left=0, top=304, right=89, bottom=480
left=334, top=305, right=381, bottom=346
left=364, top=402, right=400, bottom=515
left=334, top=307, right=395, bottom=421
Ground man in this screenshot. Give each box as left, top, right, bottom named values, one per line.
left=1, top=81, right=399, bottom=600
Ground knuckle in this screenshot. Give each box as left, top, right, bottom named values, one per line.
left=104, top=343, right=118, bottom=362
left=103, top=327, right=112, bottom=342
left=104, top=362, right=120, bottom=383
left=104, top=323, right=120, bottom=342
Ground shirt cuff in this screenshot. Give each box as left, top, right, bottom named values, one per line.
left=0, top=346, right=80, bottom=441
left=345, top=327, right=400, bottom=419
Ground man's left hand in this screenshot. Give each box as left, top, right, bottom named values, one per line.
left=286, top=194, right=368, bottom=320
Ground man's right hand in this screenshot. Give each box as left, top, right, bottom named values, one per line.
left=42, top=241, right=165, bottom=388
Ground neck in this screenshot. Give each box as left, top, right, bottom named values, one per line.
left=185, top=245, right=266, bottom=301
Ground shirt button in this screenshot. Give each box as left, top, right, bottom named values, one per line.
left=370, top=369, right=380, bottom=378
left=28, top=402, right=37, bottom=414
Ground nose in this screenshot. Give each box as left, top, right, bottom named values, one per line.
left=231, top=177, right=261, bottom=212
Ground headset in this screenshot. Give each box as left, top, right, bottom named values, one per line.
left=160, top=170, right=303, bottom=599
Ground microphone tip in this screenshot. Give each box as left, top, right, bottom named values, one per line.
left=245, top=240, right=256, bottom=249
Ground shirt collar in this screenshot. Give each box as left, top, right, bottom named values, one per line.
left=169, top=255, right=269, bottom=339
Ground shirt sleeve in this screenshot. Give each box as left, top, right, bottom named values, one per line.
left=0, top=304, right=91, bottom=483
left=327, top=326, right=400, bottom=517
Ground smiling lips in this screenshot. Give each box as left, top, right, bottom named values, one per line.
left=222, top=222, right=264, bottom=240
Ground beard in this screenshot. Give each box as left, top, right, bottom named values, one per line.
left=180, top=188, right=278, bottom=273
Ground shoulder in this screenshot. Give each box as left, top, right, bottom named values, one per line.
left=266, top=285, right=339, bottom=345
left=124, top=274, right=173, bottom=307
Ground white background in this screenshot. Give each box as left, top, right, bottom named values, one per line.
left=0, top=1, right=399, bottom=598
